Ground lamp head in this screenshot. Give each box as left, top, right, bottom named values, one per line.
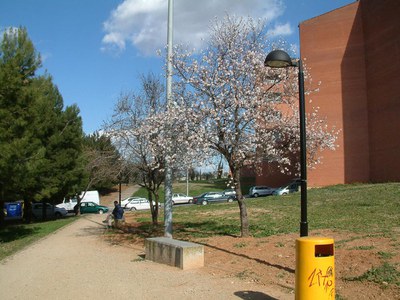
left=264, top=50, right=293, bottom=68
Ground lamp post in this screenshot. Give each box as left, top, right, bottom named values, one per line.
left=164, top=0, right=174, bottom=238
left=264, top=50, right=308, bottom=237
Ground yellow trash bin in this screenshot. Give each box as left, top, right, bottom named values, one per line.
left=295, top=237, right=335, bottom=300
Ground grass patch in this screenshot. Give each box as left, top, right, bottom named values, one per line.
left=234, top=242, right=247, bottom=248
left=349, top=245, right=375, bottom=250
left=235, top=269, right=257, bottom=280
left=378, top=251, right=396, bottom=260
left=0, top=217, right=76, bottom=261
left=335, top=294, right=346, bottom=300
left=131, top=257, right=145, bottom=262
left=345, top=262, right=400, bottom=287
left=276, top=271, right=286, bottom=279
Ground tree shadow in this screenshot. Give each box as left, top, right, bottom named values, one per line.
left=234, top=291, right=279, bottom=300
left=0, top=225, right=40, bottom=243
left=173, top=221, right=239, bottom=237
left=83, top=215, right=106, bottom=227
left=195, top=240, right=295, bottom=274
left=120, top=220, right=239, bottom=239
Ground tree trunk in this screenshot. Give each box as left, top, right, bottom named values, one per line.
left=75, top=195, right=81, bottom=216
left=23, top=199, right=32, bottom=223
left=0, top=199, right=5, bottom=228
left=41, top=200, right=47, bottom=221
left=217, top=157, right=223, bottom=179
left=149, top=191, right=159, bottom=225
left=233, top=168, right=250, bottom=237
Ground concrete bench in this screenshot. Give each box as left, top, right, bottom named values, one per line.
left=145, top=237, right=204, bottom=270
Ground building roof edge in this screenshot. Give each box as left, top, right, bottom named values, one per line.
left=299, top=1, right=359, bottom=26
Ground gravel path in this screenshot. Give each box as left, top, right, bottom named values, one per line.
left=0, top=212, right=291, bottom=300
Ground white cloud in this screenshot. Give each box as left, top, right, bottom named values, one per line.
left=40, top=52, right=52, bottom=64
left=101, top=0, right=286, bottom=56
left=267, top=22, right=293, bottom=37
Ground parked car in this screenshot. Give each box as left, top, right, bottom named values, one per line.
left=74, top=201, right=109, bottom=214
left=248, top=186, right=276, bottom=197
left=222, top=189, right=236, bottom=196
left=32, top=202, right=68, bottom=219
left=193, top=192, right=236, bottom=205
left=56, top=190, right=100, bottom=213
left=273, top=180, right=301, bottom=196
left=172, top=193, right=193, bottom=205
left=124, top=198, right=156, bottom=211
left=121, top=196, right=142, bottom=207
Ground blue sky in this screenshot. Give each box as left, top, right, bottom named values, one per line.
left=1, top=0, right=355, bottom=134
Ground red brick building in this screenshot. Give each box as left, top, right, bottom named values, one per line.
left=255, top=0, right=400, bottom=187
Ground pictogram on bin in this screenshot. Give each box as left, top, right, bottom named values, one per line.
left=295, top=237, right=335, bottom=300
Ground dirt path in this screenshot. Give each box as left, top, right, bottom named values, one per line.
left=0, top=213, right=291, bottom=300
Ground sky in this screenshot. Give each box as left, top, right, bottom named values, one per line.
left=0, top=0, right=355, bottom=134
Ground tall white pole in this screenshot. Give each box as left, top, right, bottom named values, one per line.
left=164, top=0, right=174, bottom=238
left=186, top=168, right=189, bottom=196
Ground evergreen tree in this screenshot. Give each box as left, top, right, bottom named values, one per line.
left=28, top=76, right=84, bottom=205
left=0, top=27, right=85, bottom=223
left=0, top=27, right=42, bottom=222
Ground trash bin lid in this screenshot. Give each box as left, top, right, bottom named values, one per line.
left=296, top=236, right=334, bottom=245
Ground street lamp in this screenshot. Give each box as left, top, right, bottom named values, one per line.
left=264, top=50, right=308, bottom=237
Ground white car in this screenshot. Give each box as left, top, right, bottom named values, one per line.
left=121, top=196, right=142, bottom=207
left=124, top=198, right=156, bottom=211
left=171, top=193, right=193, bottom=205
left=223, top=189, right=236, bottom=196
left=32, top=203, right=68, bottom=219
left=273, top=180, right=301, bottom=196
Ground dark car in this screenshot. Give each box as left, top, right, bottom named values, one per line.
left=248, top=186, right=276, bottom=197
left=32, top=202, right=68, bottom=219
left=193, top=192, right=236, bottom=205
left=74, top=201, right=109, bottom=214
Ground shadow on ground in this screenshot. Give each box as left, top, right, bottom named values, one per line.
left=234, top=290, right=279, bottom=300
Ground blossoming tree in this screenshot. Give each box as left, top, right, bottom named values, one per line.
left=172, top=15, right=338, bottom=237
left=106, top=73, right=206, bottom=225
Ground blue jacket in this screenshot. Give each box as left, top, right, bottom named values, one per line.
left=112, top=204, right=124, bottom=220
